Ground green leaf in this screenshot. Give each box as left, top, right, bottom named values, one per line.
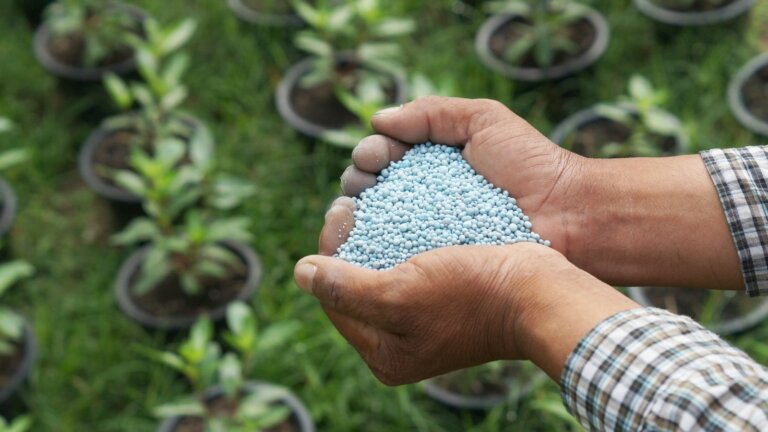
left=210, top=176, right=255, bottom=210
left=291, top=1, right=320, bottom=27
left=0, top=117, right=12, bottom=133
left=112, top=170, right=147, bottom=196
left=181, top=317, right=213, bottom=363
left=594, top=103, right=633, bottom=125
left=207, top=217, right=252, bottom=242
left=255, top=321, right=301, bottom=353
left=139, top=347, right=187, bottom=373
left=294, top=32, right=333, bottom=57
left=180, top=273, right=202, bottom=296
left=134, top=247, right=170, bottom=295
left=629, top=74, right=654, bottom=102
left=218, top=353, right=243, bottom=399
left=644, top=109, right=681, bottom=136
left=0, top=261, right=34, bottom=297
left=161, top=19, right=197, bottom=54
left=0, top=308, right=24, bottom=343
left=371, top=18, right=415, bottom=38
left=162, top=53, right=190, bottom=87
left=6, top=414, right=32, bottom=432
left=155, top=138, right=186, bottom=167
left=161, top=86, right=188, bottom=111
left=200, top=245, right=240, bottom=265
left=111, top=218, right=160, bottom=246
left=251, top=405, right=291, bottom=429
left=0, top=148, right=29, bottom=172
left=153, top=398, right=206, bottom=418
left=103, top=73, right=133, bottom=109
left=188, top=127, right=214, bottom=171
left=226, top=302, right=253, bottom=336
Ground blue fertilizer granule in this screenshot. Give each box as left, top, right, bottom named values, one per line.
left=336, top=142, right=550, bottom=270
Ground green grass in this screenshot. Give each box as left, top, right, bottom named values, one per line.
left=0, top=0, right=767, bottom=430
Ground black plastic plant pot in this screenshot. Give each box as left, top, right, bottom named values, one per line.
left=157, top=381, right=315, bottom=432
left=633, top=0, right=756, bottom=26
left=0, top=319, right=37, bottom=404
left=0, top=177, right=18, bottom=238
left=227, top=0, right=303, bottom=27
left=474, top=6, right=610, bottom=82
left=33, top=3, right=147, bottom=82
left=115, top=240, right=262, bottom=331
left=549, top=105, right=689, bottom=157
left=422, top=362, right=544, bottom=411
left=275, top=55, right=408, bottom=141
left=628, top=286, right=768, bottom=336
left=78, top=114, right=210, bottom=205
left=728, top=52, right=768, bottom=136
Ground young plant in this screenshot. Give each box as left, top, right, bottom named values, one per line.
left=102, top=17, right=198, bottom=150
left=292, top=0, right=415, bottom=88
left=0, top=261, right=35, bottom=356
left=43, top=0, right=139, bottom=67
left=486, top=0, right=591, bottom=67
left=0, top=415, right=32, bottom=432
left=144, top=303, right=300, bottom=430
left=593, top=75, right=683, bottom=158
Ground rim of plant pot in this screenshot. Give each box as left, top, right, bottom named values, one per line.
left=0, top=177, right=18, bottom=238
left=474, top=5, right=610, bottom=82
left=275, top=54, right=409, bottom=141
left=114, top=240, right=262, bottom=331
left=549, top=104, right=689, bottom=156
left=78, top=113, right=211, bottom=204
left=33, top=3, right=148, bottom=81
left=0, top=318, right=37, bottom=404
left=728, top=52, right=768, bottom=136
left=422, top=362, right=545, bottom=411
left=633, top=0, right=756, bottom=26
left=227, top=0, right=303, bottom=27
left=157, top=380, right=315, bottom=432
left=627, top=286, right=768, bottom=335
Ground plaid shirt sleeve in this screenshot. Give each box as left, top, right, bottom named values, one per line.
left=701, top=146, right=768, bottom=297
left=560, top=308, right=768, bottom=432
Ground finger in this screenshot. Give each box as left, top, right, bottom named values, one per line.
left=371, top=96, right=512, bottom=145
left=323, top=307, right=381, bottom=356
left=340, top=166, right=377, bottom=197
left=294, top=255, right=400, bottom=323
left=352, top=135, right=410, bottom=173
left=318, top=197, right=356, bottom=256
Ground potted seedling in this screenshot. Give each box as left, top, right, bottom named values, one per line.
left=550, top=75, right=688, bottom=157
left=475, top=0, right=610, bottom=81
left=146, top=303, right=314, bottom=431
left=634, top=0, right=756, bottom=26
left=276, top=0, right=410, bottom=141
left=628, top=287, right=768, bottom=335
left=34, top=0, right=147, bottom=81
left=0, top=119, right=28, bottom=238
left=728, top=52, right=768, bottom=136
left=227, top=0, right=304, bottom=27
left=111, top=136, right=260, bottom=330
left=0, top=415, right=32, bottom=432
left=423, top=361, right=546, bottom=410
left=0, top=260, right=36, bottom=404
left=78, top=18, right=207, bottom=205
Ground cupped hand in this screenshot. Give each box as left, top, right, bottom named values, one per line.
left=339, top=96, right=586, bottom=254
left=295, top=241, right=580, bottom=385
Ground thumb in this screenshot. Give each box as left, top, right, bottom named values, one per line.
left=294, top=255, right=393, bottom=321
left=371, top=96, right=512, bottom=145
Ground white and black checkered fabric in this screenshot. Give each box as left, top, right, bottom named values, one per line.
left=701, top=146, right=768, bottom=297
left=561, top=308, right=768, bottom=431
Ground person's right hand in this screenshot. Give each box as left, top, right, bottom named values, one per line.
left=339, top=96, right=584, bottom=256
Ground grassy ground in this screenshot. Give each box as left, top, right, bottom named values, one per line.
left=0, top=0, right=767, bottom=430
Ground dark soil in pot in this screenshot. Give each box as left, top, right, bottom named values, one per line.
left=628, top=286, right=768, bottom=335
left=115, top=240, right=262, bottom=331
left=0, top=321, right=36, bottom=404
left=550, top=107, right=686, bottom=158
left=633, top=0, right=756, bottom=26
left=78, top=114, right=209, bottom=204
left=741, top=64, right=768, bottom=122
left=158, top=381, right=315, bottom=432
left=475, top=7, right=610, bottom=81
left=227, top=0, right=303, bottom=27
left=423, top=361, right=544, bottom=410
left=33, top=3, right=147, bottom=81
left=276, top=56, right=408, bottom=140
left=0, top=177, right=18, bottom=238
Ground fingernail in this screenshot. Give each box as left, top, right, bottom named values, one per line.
left=294, top=262, right=317, bottom=294
left=373, top=105, right=403, bottom=117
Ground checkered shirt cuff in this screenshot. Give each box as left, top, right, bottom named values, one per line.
left=701, top=146, right=768, bottom=297
left=561, top=308, right=768, bottom=432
